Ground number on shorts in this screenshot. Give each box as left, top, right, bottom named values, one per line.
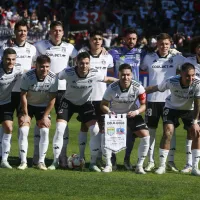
left=146, top=108, right=152, bottom=116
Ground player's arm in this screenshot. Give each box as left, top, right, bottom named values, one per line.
left=100, top=99, right=113, bottom=114
left=145, top=85, right=159, bottom=94
left=103, top=76, right=118, bottom=84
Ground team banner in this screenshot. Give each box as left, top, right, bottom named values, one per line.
left=104, top=114, right=127, bottom=153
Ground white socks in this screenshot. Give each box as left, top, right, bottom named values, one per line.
left=159, top=148, right=169, bottom=167
left=19, top=126, right=30, bottom=163
left=137, top=136, right=150, bottom=167
left=2, top=133, right=12, bottom=162
left=79, top=131, right=87, bottom=159
left=186, top=139, right=192, bottom=166
left=53, top=122, right=67, bottom=162
left=148, top=128, right=156, bottom=163
left=192, top=149, right=200, bottom=169
left=39, top=128, right=49, bottom=163
left=168, top=130, right=176, bottom=162
left=101, top=133, right=112, bottom=166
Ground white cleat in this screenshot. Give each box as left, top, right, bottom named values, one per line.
left=102, top=165, right=112, bottom=173
left=89, top=164, right=101, bottom=172
left=37, top=163, right=47, bottom=170
left=1, top=161, right=12, bottom=169
left=191, top=168, right=200, bottom=176
left=96, top=158, right=105, bottom=170
left=145, top=162, right=155, bottom=172
left=181, top=164, right=192, bottom=173
left=17, top=162, right=28, bottom=170
left=124, top=160, right=133, bottom=170
left=135, top=166, right=146, bottom=174
left=167, top=161, right=179, bottom=172
left=155, top=166, right=166, bottom=174
left=48, top=162, right=59, bottom=170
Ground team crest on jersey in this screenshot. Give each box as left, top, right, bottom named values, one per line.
left=43, top=83, right=50, bottom=89
left=62, top=47, right=66, bottom=52
left=168, top=58, right=173, bottom=63
left=135, top=54, right=140, bottom=60
left=26, top=48, right=30, bottom=54
left=101, top=59, right=106, bottom=65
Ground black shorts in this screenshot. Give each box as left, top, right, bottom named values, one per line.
left=11, top=92, right=21, bottom=116
left=145, top=102, right=165, bottom=128
left=57, top=98, right=97, bottom=123
left=127, top=115, right=148, bottom=133
left=0, top=102, right=15, bottom=123
left=163, top=107, right=193, bottom=130
left=55, top=90, right=65, bottom=113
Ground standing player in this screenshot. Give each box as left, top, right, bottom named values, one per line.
left=0, top=48, right=23, bottom=168
left=34, top=21, right=78, bottom=167
left=140, top=33, right=185, bottom=172
left=108, top=27, right=144, bottom=170
left=100, top=64, right=149, bottom=173
left=48, top=52, right=117, bottom=171
left=18, top=55, right=58, bottom=170
left=0, top=20, right=36, bottom=158
left=145, top=63, right=200, bottom=176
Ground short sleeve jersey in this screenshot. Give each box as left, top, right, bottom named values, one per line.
left=0, top=64, right=23, bottom=105
left=0, top=42, right=37, bottom=92
left=140, top=52, right=185, bottom=102
left=20, top=69, right=58, bottom=107
left=59, top=67, right=105, bottom=105
left=158, top=75, right=200, bottom=110
left=185, top=56, right=200, bottom=78
left=34, top=40, right=78, bottom=90
left=103, top=80, right=145, bottom=114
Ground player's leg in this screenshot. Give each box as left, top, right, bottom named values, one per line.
left=32, top=125, right=40, bottom=165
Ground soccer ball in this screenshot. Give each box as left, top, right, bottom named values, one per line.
left=67, top=154, right=85, bottom=169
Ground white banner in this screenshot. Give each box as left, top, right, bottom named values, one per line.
left=104, top=114, right=127, bottom=153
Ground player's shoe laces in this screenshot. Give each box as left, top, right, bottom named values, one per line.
left=37, top=162, right=47, bottom=170
left=17, top=162, right=27, bottom=170
left=89, top=164, right=101, bottom=172
left=155, top=166, right=166, bottom=174
left=48, top=161, right=59, bottom=170
left=167, top=161, right=179, bottom=172
left=59, top=156, right=68, bottom=168
left=181, top=164, right=192, bottom=173
left=145, top=162, right=155, bottom=172
left=191, top=168, right=200, bottom=176
left=135, top=166, right=146, bottom=174
left=102, top=165, right=112, bottom=173
left=124, top=159, right=133, bottom=170
left=96, top=158, right=105, bottom=170
left=1, top=161, right=12, bottom=169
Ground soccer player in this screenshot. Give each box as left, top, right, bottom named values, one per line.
left=0, top=20, right=36, bottom=158
left=145, top=62, right=200, bottom=176
left=0, top=48, right=23, bottom=168
left=34, top=21, right=78, bottom=167
left=77, top=30, right=114, bottom=164
left=140, top=33, right=185, bottom=172
left=108, top=27, right=144, bottom=170
left=100, top=63, right=150, bottom=173
left=48, top=52, right=117, bottom=171
left=17, top=55, right=58, bottom=170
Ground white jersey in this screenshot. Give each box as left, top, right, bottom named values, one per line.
left=140, top=52, right=185, bottom=102
left=103, top=80, right=145, bottom=114
left=0, top=42, right=37, bottom=92
left=0, top=64, right=23, bottom=105
left=158, top=75, right=200, bottom=110
left=185, top=56, right=200, bottom=78
left=34, top=40, right=78, bottom=90
left=59, top=67, right=105, bottom=105
left=20, top=69, right=58, bottom=107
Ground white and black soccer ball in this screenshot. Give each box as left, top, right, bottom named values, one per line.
left=67, top=154, right=85, bottom=169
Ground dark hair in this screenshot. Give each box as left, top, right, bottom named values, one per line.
left=3, top=48, right=16, bottom=57
left=190, top=36, right=200, bottom=54
left=77, top=52, right=90, bottom=61
left=123, top=27, right=138, bottom=37
left=36, top=55, right=51, bottom=64
left=50, top=21, right=63, bottom=30
left=157, top=33, right=172, bottom=42
left=181, top=62, right=195, bottom=72
left=119, top=63, right=132, bottom=72
left=14, top=20, right=28, bottom=31
left=89, top=30, right=103, bottom=38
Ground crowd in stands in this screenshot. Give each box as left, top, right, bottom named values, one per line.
left=0, top=0, right=200, bottom=54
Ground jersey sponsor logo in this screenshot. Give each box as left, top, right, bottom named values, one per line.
left=46, top=53, right=66, bottom=57
left=26, top=48, right=30, bottom=54
left=16, top=55, right=31, bottom=59
left=70, top=85, right=92, bottom=89
left=152, top=65, right=173, bottom=68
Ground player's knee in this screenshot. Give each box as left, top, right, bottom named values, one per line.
left=89, top=123, right=100, bottom=137
left=163, top=130, right=173, bottom=142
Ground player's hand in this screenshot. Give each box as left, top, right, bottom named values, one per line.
left=7, top=38, right=15, bottom=47
left=19, top=115, right=30, bottom=126
left=190, top=124, right=200, bottom=138
left=38, top=116, right=51, bottom=128
left=108, top=111, right=115, bottom=116
left=127, top=111, right=138, bottom=118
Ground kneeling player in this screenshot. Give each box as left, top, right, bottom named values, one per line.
left=100, top=64, right=150, bottom=174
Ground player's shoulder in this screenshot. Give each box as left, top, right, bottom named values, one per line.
left=131, top=79, right=141, bottom=88
left=90, top=68, right=99, bottom=73
left=144, top=52, right=157, bottom=59
left=169, top=75, right=180, bottom=83
left=24, top=69, right=36, bottom=79
left=64, top=67, right=75, bottom=75
left=193, top=77, right=200, bottom=85
left=48, top=70, right=56, bottom=78
left=110, top=80, right=119, bottom=89
left=185, top=56, right=196, bottom=62
left=34, top=39, right=49, bottom=47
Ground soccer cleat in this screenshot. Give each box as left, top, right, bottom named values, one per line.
left=89, top=164, right=101, bottom=172
left=124, top=160, right=133, bottom=170
left=96, top=158, right=105, bottom=170
left=17, top=162, right=28, bottom=170
left=37, top=163, right=47, bottom=170
left=48, top=161, right=59, bottom=170
left=191, top=168, right=200, bottom=176
left=59, top=156, right=68, bottom=168
left=1, top=161, right=12, bottom=169
left=181, top=164, right=192, bottom=173
left=167, top=161, right=179, bottom=172
left=102, top=165, right=112, bottom=173
left=145, top=162, right=155, bottom=172
left=135, top=166, right=146, bottom=174
left=155, top=166, right=166, bottom=174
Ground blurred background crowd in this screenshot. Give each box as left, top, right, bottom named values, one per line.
left=0, top=0, right=200, bottom=54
